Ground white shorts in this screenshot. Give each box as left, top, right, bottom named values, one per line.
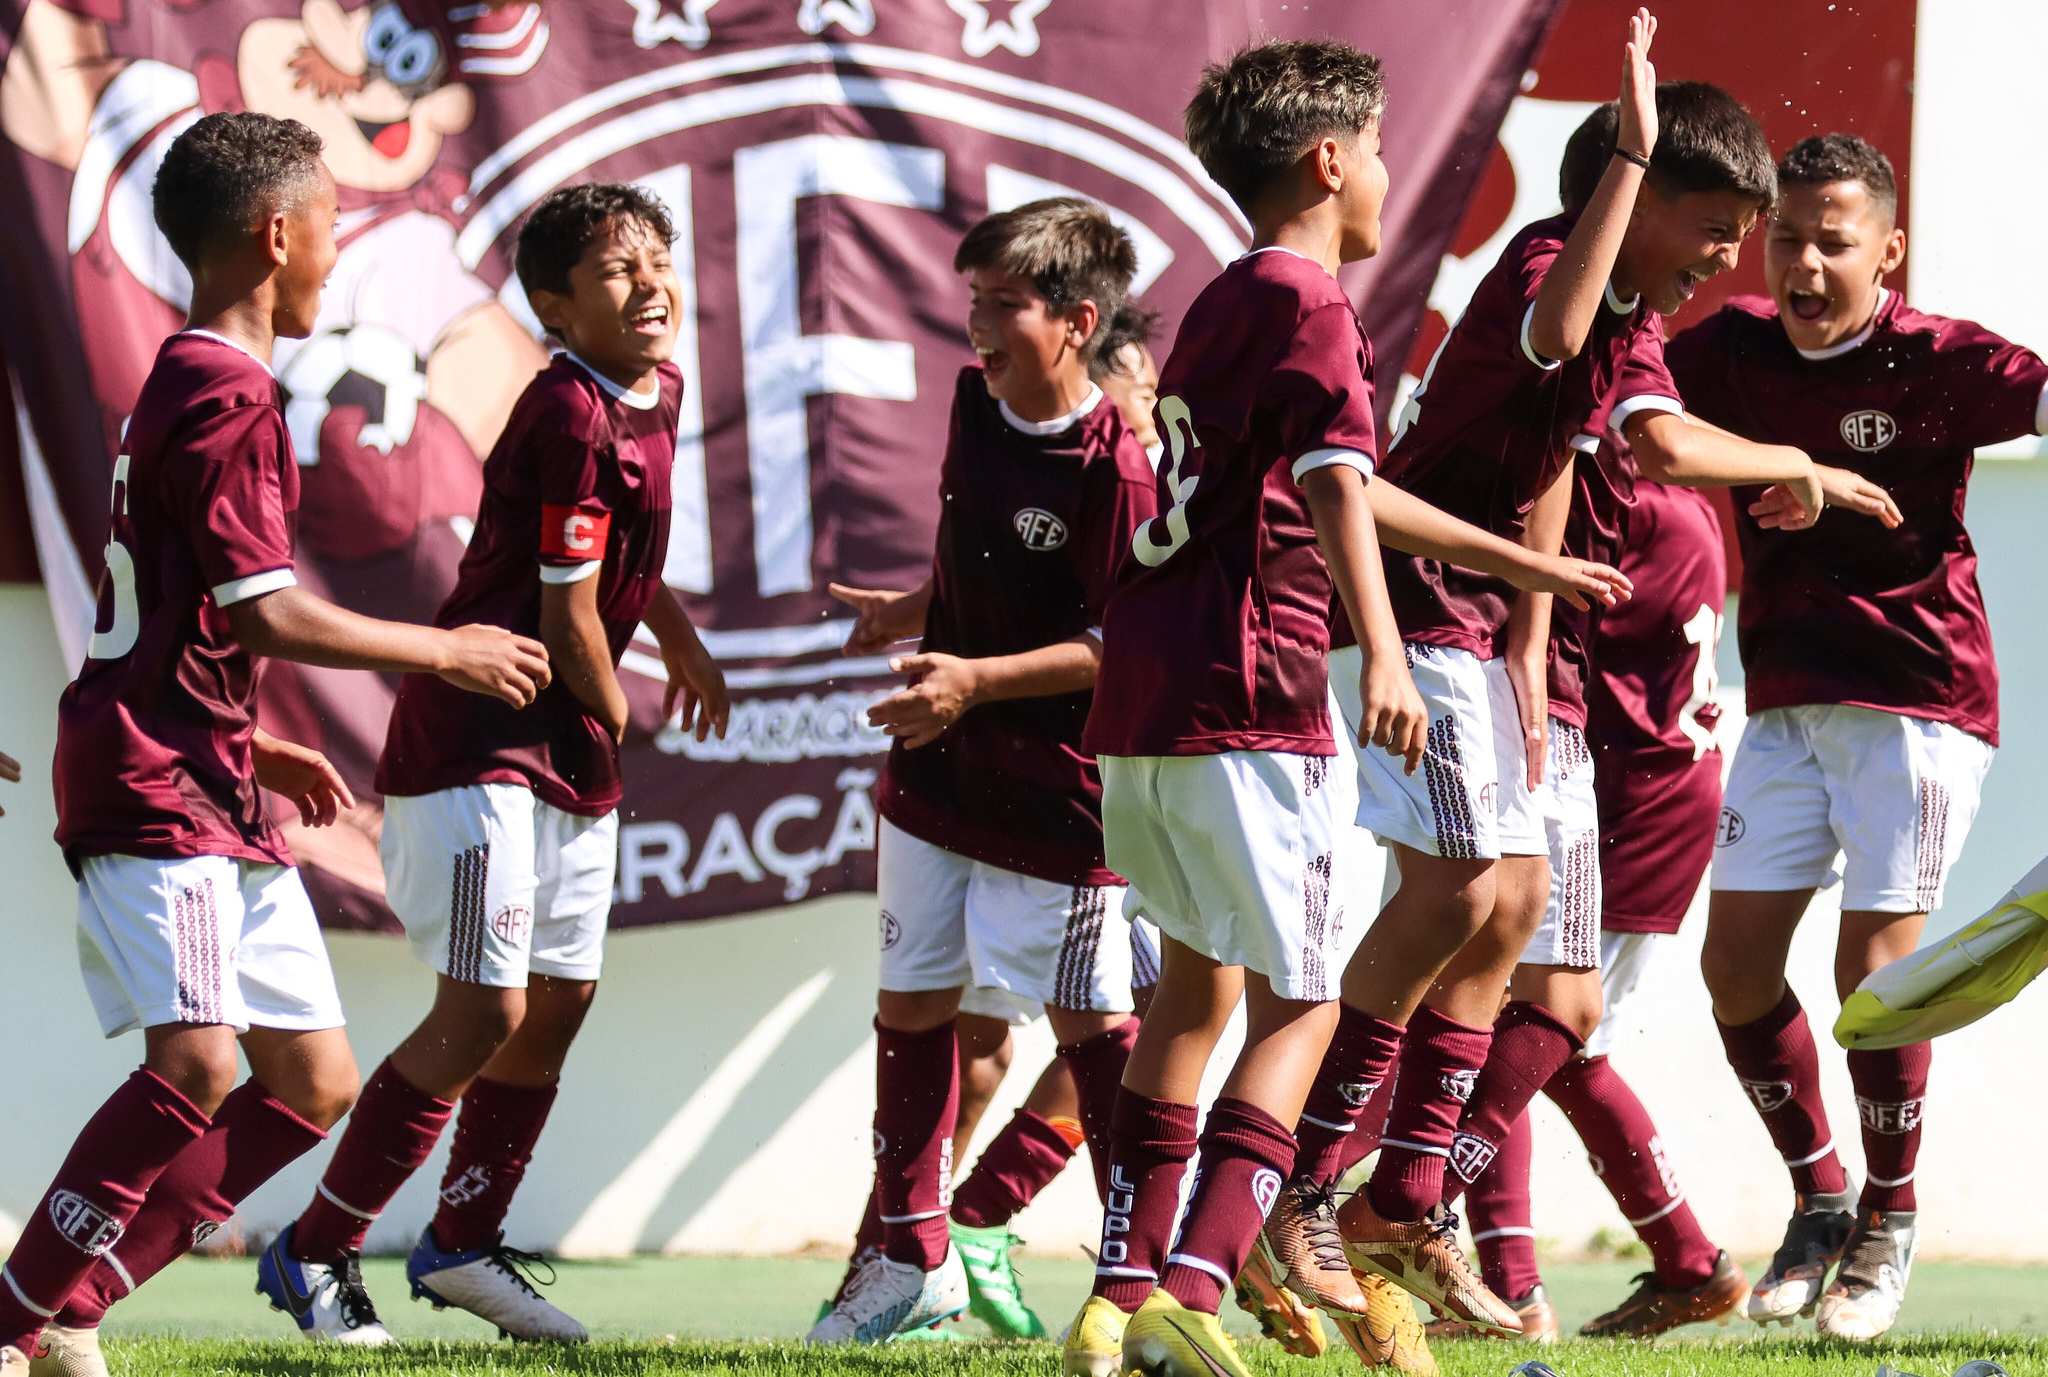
left=878, top=819, right=1134, bottom=1014
left=1521, top=720, right=1602, bottom=969
left=1129, top=913, right=1162, bottom=990
left=1711, top=705, right=1993, bottom=913
left=75, top=854, right=345, bottom=1038
left=1584, top=930, right=1664, bottom=1058
left=1345, top=643, right=1544, bottom=860
left=1100, top=750, right=1360, bottom=1003
left=382, top=785, right=618, bottom=989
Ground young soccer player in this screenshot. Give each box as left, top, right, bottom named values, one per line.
left=1674, top=133, right=2048, bottom=1340
left=807, top=198, right=1156, bottom=1345
left=1062, top=40, right=1634, bottom=1377
left=1, top=112, right=552, bottom=1375
left=257, top=182, right=727, bottom=1345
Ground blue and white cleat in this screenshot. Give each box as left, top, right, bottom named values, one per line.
left=255, top=1225, right=393, bottom=1344
left=406, top=1227, right=587, bottom=1343
left=805, top=1245, right=969, bottom=1344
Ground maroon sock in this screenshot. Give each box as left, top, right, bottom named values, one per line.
left=57, top=1081, right=325, bottom=1327
left=0, top=1070, right=209, bottom=1351
left=833, top=1188, right=887, bottom=1304
left=1090, top=1091, right=1199, bottom=1312
left=1546, top=1055, right=1718, bottom=1288
left=291, top=1059, right=455, bottom=1261
left=1445, top=1002, right=1583, bottom=1194
left=429, top=1078, right=558, bottom=1253
left=1466, top=1110, right=1540, bottom=1302
left=1847, top=1043, right=1930, bottom=1212
left=1714, top=989, right=1848, bottom=1198
left=1160, top=1098, right=1296, bottom=1315
left=1294, top=1005, right=1405, bottom=1186
left=949, top=1109, right=1076, bottom=1229
left=1058, top=1016, right=1141, bottom=1200
left=1368, top=1005, right=1492, bottom=1222
left=1334, top=1072, right=1397, bottom=1178
left=874, top=1018, right=959, bottom=1270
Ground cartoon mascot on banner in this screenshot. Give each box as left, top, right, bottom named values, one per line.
left=2, top=0, right=553, bottom=924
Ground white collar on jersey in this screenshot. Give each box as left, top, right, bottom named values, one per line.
left=564, top=350, right=660, bottom=409
left=178, top=328, right=274, bottom=377
left=1794, top=288, right=1891, bottom=361
left=999, top=382, right=1103, bottom=436
left=1604, top=278, right=1640, bottom=313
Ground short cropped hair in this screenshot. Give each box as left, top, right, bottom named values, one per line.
left=153, top=113, right=325, bottom=267
left=1185, top=40, right=1386, bottom=215
left=1558, top=82, right=1775, bottom=214
left=1089, top=302, right=1162, bottom=381
left=515, top=182, right=676, bottom=305
left=954, top=198, right=1137, bottom=355
left=1777, top=133, right=1898, bottom=225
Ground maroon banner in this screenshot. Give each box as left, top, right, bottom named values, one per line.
left=0, top=0, right=1559, bottom=928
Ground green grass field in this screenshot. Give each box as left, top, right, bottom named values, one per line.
left=80, top=1254, right=2048, bottom=1375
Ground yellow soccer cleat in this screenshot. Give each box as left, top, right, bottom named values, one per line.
left=1329, top=1271, right=1440, bottom=1375
left=1232, top=1232, right=1328, bottom=1357
left=1121, top=1289, right=1254, bottom=1377
left=1064, top=1295, right=1131, bottom=1377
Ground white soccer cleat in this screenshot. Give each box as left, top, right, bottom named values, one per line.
left=27, top=1324, right=107, bottom=1377
left=407, top=1229, right=587, bottom=1343
left=806, top=1246, right=968, bottom=1345
left=255, top=1227, right=395, bottom=1345
left=2, top=1345, right=31, bottom=1376
left=1745, top=1192, right=1855, bottom=1326
left=1817, top=1210, right=1916, bottom=1342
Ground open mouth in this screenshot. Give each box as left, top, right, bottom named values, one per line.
left=1675, top=266, right=1709, bottom=302
left=976, top=347, right=1009, bottom=377
left=1787, top=289, right=1830, bottom=322
left=628, top=302, right=670, bottom=336
left=355, top=118, right=412, bottom=160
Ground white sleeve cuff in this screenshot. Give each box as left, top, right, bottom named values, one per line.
left=1610, top=393, right=1685, bottom=434
left=2035, top=380, right=2048, bottom=435
left=1292, top=447, right=1375, bottom=485
left=1520, top=302, right=1563, bottom=371
left=539, top=560, right=603, bottom=585
left=211, top=567, right=296, bottom=607
left=1569, top=433, right=1602, bottom=455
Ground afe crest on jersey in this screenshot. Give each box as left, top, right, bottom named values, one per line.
left=1840, top=410, right=1897, bottom=452
left=1013, top=507, right=1068, bottom=550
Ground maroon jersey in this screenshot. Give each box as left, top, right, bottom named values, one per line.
left=1667, top=293, right=2048, bottom=745
left=1380, top=215, right=1660, bottom=662
left=880, top=370, right=1157, bottom=885
left=377, top=355, right=679, bottom=816
left=1084, top=249, right=1378, bottom=758
left=54, top=331, right=300, bottom=868
left=1590, top=480, right=1728, bottom=934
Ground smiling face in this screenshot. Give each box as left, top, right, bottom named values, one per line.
left=1332, top=121, right=1390, bottom=263
left=1617, top=186, right=1760, bottom=316
left=1765, top=178, right=1906, bottom=353
left=1098, top=342, right=1159, bottom=448
left=528, top=216, right=681, bottom=388
left=965, top=265, right=1096, bottom=418
left=273, top=163, right=341, bottom=338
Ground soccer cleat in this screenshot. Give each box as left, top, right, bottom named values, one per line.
left=1580, top=1252, right=1749, bottom=1338
left=1424, top=1283, right=1560, bottom=1343
left=1232, top=1232, right=1328, bottom=1357
left=2, top=1345, right=30, bottom=1376
left=406, top=1227, right=587, bottom=1343
left=1062, top=1295, right=1130, bottom=1377
left=1259, top=1176, right=1372, bottom=1315
left=255, top=1225, right=394, bottom=1344
left=26, top=1324, right=107, bottom=1377
left=1745, top=1191, right=1856, bottom=1326
left=949, top=1220, right=1047, bottom=1339
left=1329, top=1271, right=1440, bottom=1374
left=1816, top=1210, right=1917, bottom=1342
left=1336, top=1191, right=1521, bottom=1336
left=1121, top=1288, right=1254, bottom=1377
left=805, top=1246, right=968, bottom=1345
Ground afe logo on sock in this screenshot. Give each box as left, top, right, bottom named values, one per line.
left=1441, top=1068, right=1480, bottom=1103
left=191, top=1219, right=223, bottom=1249
left=1739, top=1077, right=1794, bottom=1113
left=441, top=1165, right=494, bottom=1205
left=1449, top=1131, right=1497, bottom=1182
left=1249, top=1167, right=1284, bottom=1217
left=1857, top=1095, right=1925, bottom=1135
left=1338, top=1079, right=1381, bottom=1107
left=872, top=1129, right=888, bottom=1158
left=48, top=1190, right=123, bottom=1257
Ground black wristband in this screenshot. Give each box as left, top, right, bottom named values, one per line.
left=1613, top=147, right=1652, bottom=171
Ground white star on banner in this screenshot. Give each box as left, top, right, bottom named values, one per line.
left=946, top=0, right=1050, bottom=58
left=798, top=0, right=876, bottom=35
left=624, top=0, right=718, bottom=49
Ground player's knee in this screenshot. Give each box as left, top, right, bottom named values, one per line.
left=292, top=1059, right=362, bottom=1130
left=150, top=1042, right=241, bottom=1116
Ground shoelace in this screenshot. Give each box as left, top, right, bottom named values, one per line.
left=1291, top=1182, right=1352, bottom=1273
left=332, top=1254, right=383, bottom=1331
left=485, top=1244, right=558, bottom=1299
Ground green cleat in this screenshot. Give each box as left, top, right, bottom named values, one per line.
left=948, top=1220, right=1048, bottom=1339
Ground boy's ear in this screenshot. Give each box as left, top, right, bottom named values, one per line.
left=265, top=210, right=291, bottom=268
left=1065, top=298, right=1099, bottom=350
left=528, top=288, right=573, bottom=338
left=1880, top=227, right=1907, bottom=278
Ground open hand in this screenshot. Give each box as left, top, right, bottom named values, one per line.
left=866, top=652, right=979, bottom=749
left=1617, top=8, right=1659, bottom=161
left=1747, top=470, right=1829, bottom=530
left=663, top=634, right=731, bottom=743
left=253, top=736, right=354, bottom=827
left=1812, top=464, right=1902, bottom=527
left=1358, top=656, right=1427, bottom=776
left=830, top=583, right=926, bottom=656
left=1516, top=555, right=1634, bottom=610
left=439, top=625, right=552, bottom=707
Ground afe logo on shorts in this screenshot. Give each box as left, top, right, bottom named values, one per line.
left=1013, top=507, right=1068, bottom=550
left=1478, top=782, right=1499, bottom=814
left=1858, top=1095, right=1926, bottom=1135
left=1839, top=410, right=1897, bottom=452
left=1249, top=1167, right=1284, bottom=1217
left=491, top=904, right=533, bottom=943
left=1449, top=1131, right=1497, bottom=1181
left=879, top=910, right=901, bottom=950
left=49, top=1190, right=123, bottom=1257
left=1716, top=807, right=1746, bottom=847
left=1442, top=1068, right=1480, bottom=1103
left=1740, top=1077, right=1794, bottom=1114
